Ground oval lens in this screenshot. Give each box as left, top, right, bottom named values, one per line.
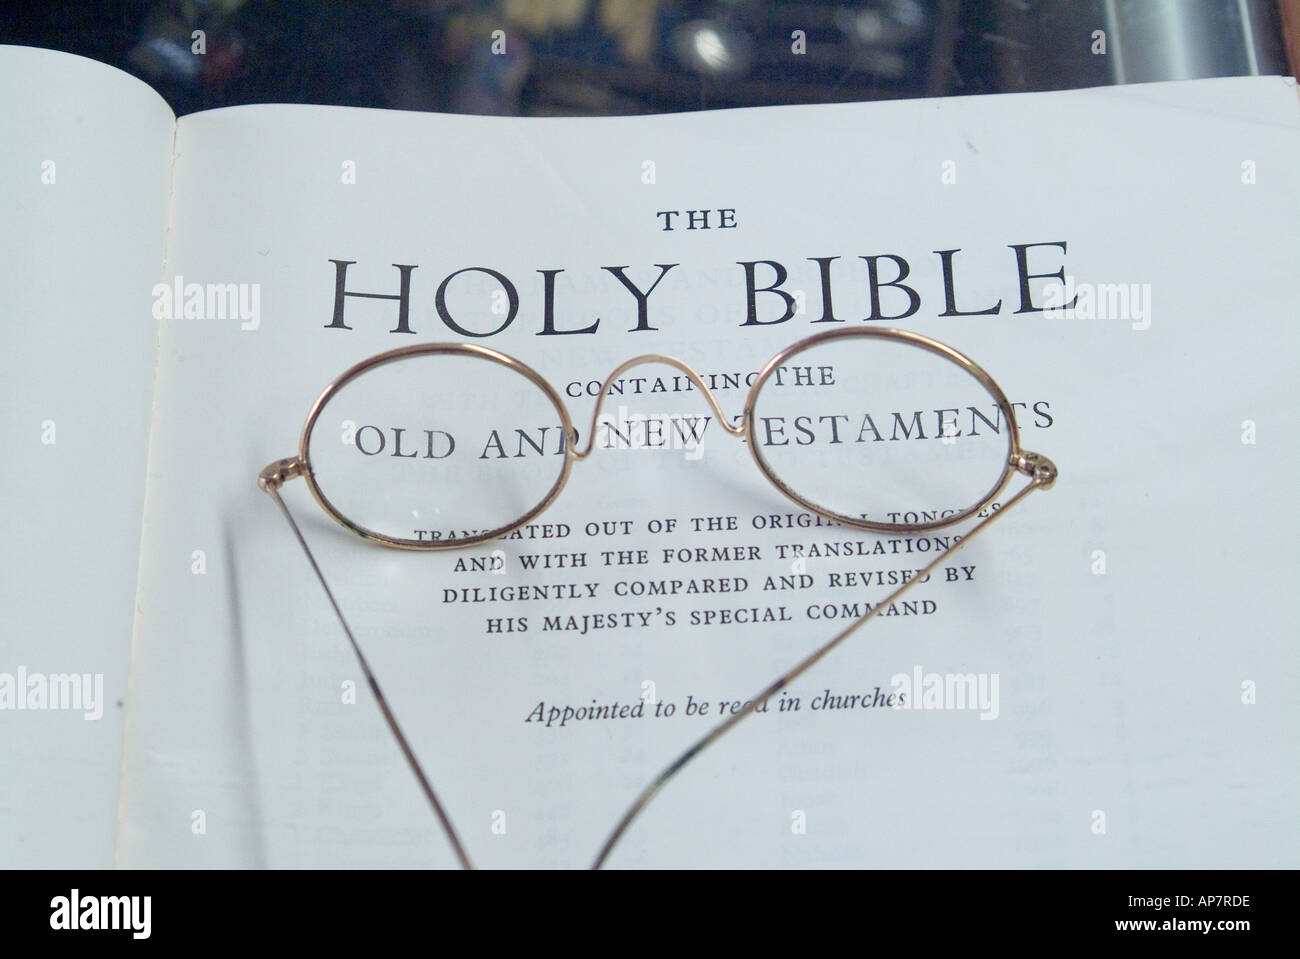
left=303, top=348, right=569, bottom=547
left=749, top=332, right=1014, bottom=530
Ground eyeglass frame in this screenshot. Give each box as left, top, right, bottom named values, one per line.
left=260, top=327, right=1055, bottom=547
left=257, top=325, right=1058, bottom=869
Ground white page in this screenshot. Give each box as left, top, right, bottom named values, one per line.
left=118, top=76, right=1299, bottom=867
left=0, top=47, right=175, bottom=867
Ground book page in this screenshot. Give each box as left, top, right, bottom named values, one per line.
left=118, top=76, right=1299, bottom=867
left=0, top=47, right=175, bottom=867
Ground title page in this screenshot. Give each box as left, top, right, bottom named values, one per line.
left=118, top=76, right=1299, bottom=868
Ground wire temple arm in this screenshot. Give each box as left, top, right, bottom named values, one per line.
left=258, top=461, right=475, bottom=870
left=590, top=461, right=1057, bottom=869
left=256, top=444, right=1056, bottom=869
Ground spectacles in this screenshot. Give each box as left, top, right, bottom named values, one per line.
left=258, top=326, right=1057, bottom=868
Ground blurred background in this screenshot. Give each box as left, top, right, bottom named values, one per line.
left=2, top=0, right=1297, bottom=116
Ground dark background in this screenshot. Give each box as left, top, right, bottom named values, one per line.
left=1, top=1, right=1296, bottom=117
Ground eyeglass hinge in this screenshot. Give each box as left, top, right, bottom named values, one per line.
left=259, top=456, right=305, bottom=492
left=1011, top=450, right=1057, bottom=489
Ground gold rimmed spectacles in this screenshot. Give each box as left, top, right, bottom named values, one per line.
left=258, top=327, right=1057, bottom=868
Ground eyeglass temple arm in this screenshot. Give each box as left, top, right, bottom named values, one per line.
left=590, top=449, right=1057, bottom=869
left=256, top=447, right=1057, bottom=870
left=258, top=456, right=475, bottom=870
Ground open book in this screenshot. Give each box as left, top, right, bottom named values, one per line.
left=3, top=45, right=1297, bottom=869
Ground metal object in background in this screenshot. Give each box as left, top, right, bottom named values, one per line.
left=0, top=1, right=1294, bottom=117
left=978, top=0, right=1288, bottom=95
left=1100, top=0, right=1287, bottom=83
